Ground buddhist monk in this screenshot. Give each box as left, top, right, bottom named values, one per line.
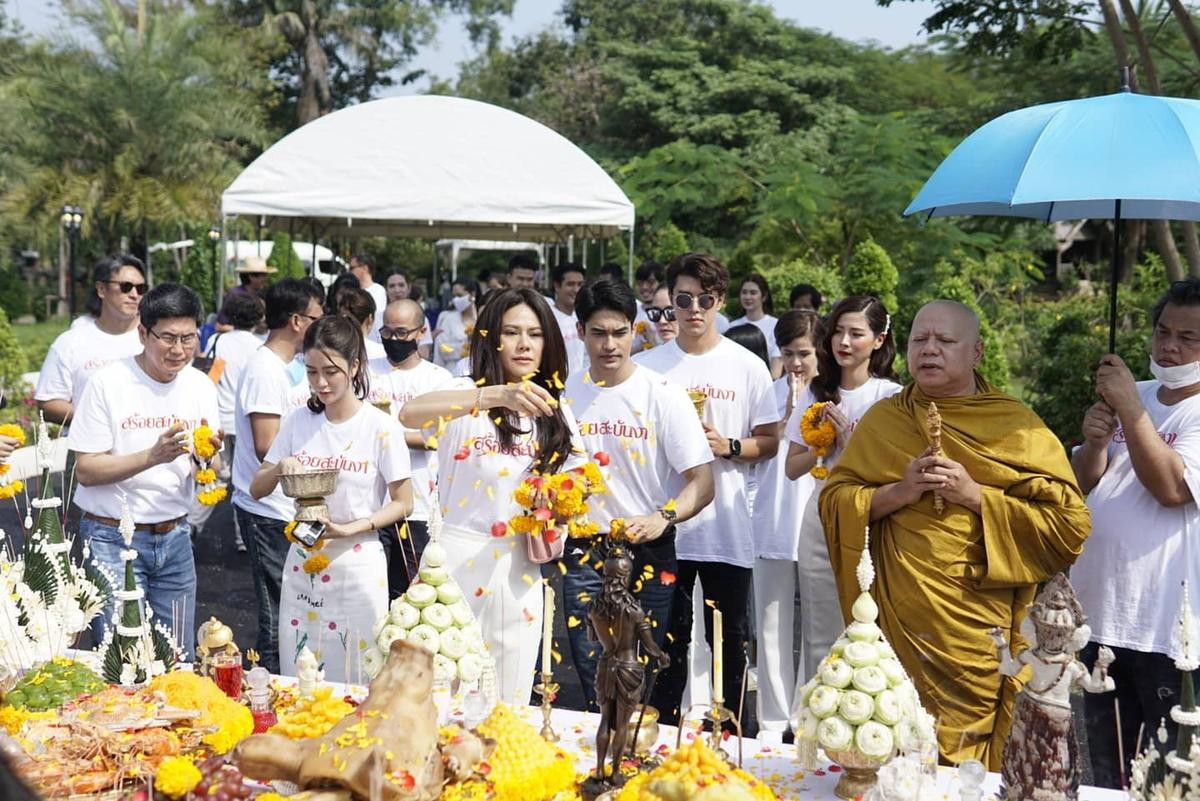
left=819, top=300, right=1090, bottom=769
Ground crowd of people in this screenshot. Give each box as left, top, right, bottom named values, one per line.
left=25, top=246, right=1200, bottom=788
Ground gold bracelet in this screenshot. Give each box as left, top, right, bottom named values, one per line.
left=472, top=387, right=485, bottom=416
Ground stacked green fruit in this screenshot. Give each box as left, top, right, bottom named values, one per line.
left=4, top=658, right=107, bottom=710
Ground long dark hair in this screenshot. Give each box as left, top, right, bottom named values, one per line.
left=740, top=272, right=774, bottom=316
left=724, top=323, right=770, bottom=371
left=303, top=314, right=370, bottom=413
left=470, top=288, right=572, bottom=473
left=812, top=295, right=897, bottom=404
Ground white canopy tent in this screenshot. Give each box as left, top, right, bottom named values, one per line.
left=220, top=95, right=635, bottom=289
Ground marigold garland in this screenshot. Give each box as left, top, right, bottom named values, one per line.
left=799, top=402, right=837, bottom=480
left=191, top=425, right=227, bottom=506
left=191, top=425, right=217, bottom=460
left=147, top=671, right=253, bottom=754
left=154, top=755, right=202, bottom=798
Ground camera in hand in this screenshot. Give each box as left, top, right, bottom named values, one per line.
left=293, top=521, right=325, bottom=548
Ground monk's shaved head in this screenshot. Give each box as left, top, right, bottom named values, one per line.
left=908, top=300, right=984, bottom=398
left=914, top=300, right=980, bottom=342
left=383, top=298, right=425, bottom=330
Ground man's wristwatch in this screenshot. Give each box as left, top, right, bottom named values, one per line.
left=724, top=437, right=742, bottom=459
left=657, top=507, right=677, bottom=523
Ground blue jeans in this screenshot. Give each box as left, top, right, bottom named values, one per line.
left=235, top=506, right=292, bottom=674
left=82, top=516, right=196, bottom=659
left=562, top=533, right=677, bottom=713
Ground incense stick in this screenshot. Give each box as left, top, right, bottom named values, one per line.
left=1116, top=697, right=1126, bottom=790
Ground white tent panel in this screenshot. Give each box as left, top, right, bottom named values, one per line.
left=221, top=96, right=634, bottom=240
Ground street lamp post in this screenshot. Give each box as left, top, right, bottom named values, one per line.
left=60, top=205, right=83, bottom=319
left=207, top=225, right=221, bottom=313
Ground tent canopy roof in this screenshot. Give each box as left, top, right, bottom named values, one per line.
left=221, top=95, right=634, bottom=241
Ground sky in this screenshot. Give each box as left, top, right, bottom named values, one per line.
left=5, top=0, right=939, bottom=93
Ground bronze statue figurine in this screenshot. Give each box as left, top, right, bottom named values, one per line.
left=585, top=546, right=669, bottom=793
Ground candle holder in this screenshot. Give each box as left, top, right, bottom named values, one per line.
left=534, top=673, right=560, bottom=742
left=675, top=703, right=745, bottom=768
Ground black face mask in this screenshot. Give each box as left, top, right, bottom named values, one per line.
left=382, top=337, right=419, bottom=363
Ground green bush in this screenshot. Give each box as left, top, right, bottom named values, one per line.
left=267, top=232, right=305, bottom=281
left=0, top=267, right=31, bottom=320
left=844, top=238, right=899, bottom=312
left=755, top=257, right=844, bottom=315
left=180, top=230, right=221, bottom=310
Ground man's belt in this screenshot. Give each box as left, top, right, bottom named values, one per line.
left=83, top=512, right=186, bottom=535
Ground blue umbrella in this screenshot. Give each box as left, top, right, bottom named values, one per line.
left=905, top=70, right=1200, bottom=351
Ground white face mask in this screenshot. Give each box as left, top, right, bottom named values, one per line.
left=451, top=295, right=471, bottom=312
left=1150, top=358, right=1200, bottom=389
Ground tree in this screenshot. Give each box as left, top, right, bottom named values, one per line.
left=2, top=0, right=271, bottom=261
left=845, top=239, right=899, bottom=312
left=220, top=0, right=514, bottom=129
left=267, top=231, right=306, bottom=280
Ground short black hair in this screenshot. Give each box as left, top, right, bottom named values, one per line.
left=299, top=276, right=326, bottom=305
left=598, top=262, right=625, bottom=283
left=352, top=253, right=375, bottom=272
left=790, top=283, right=823, bottom=310
left=265, top=277, right=324, bottom=330
left=223, top=292, right=265, bottom=330
left=140, top=282, right=203, bottom=331
left=453, top=277, right=481, bottom=298
left=1152, top=279, right=1200, bottom=326
left=574, top=277, right=638, bottom=326
left=88, top=254, right=146, bottom=316
left=551, top=262, right=585, bottom=286
left=666, top=252, right=729, bottom=296
left=634, top=260, right=664, bottom=284
left=508, top=253, right=537, bottom=274
left=725, top=323, right=770, bottom=371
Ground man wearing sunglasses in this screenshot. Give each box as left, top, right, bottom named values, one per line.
left=367, top=299, right=454, bottom=600
left=37, top=255, right=148, bottom=426
left=69, top=283, right=220, bottom=659
left=636, top=252, right=779, bottom=732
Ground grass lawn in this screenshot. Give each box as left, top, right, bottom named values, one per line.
left=13, top=317, right=69, bottom=373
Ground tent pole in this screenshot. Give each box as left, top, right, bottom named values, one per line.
left=1109, top=200, right=1122, bottom=354
left=627, top=228, right=635, bottom=283
left=311, top=224, right=317, bottom=277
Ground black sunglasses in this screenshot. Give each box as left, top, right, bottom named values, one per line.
left=646, top=306, right=676, bottom=323
left=674, top=292, right=717, bottom=311
left=107, top=280, right=148, bottom=295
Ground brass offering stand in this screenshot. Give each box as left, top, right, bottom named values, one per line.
left=534, top=672, right=560, bottom=742
left=675, top=702, right=744, bottom=768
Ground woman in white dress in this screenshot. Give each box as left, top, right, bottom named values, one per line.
left=251, top=315, right=413, bottom=682
left=402, top=288, right=584, bottom=704
left=433, top=278, right=479, bottom=373
left=784, top=295, right=901, bottom=686
left=729, top=272, right=781, bottom=378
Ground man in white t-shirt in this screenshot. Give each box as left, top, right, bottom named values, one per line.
left=631, top=260, right=663, bottom=353
left=1071, top=280, right=1200, bottom=789
left=351, top=253, right=387, bottom=342
left=36, top=254, right=147, bottom=425
left=230, top=278, right=324, bottom=674
left=635, top=253, right=779, bottom=729
left=69, top=283, right=219, bottom=658
left=550, top=262, right=586, bottom=376
left=367, top=299, right=454, bottom=599
left=562, top=278, right=715, bottom=712
left=507, top=253, right=537, bottom=290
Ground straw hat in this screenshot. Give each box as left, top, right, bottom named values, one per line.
left=236, top=255, right=277, bottom=274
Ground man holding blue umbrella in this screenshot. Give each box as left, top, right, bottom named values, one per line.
left=1070, top=279, right=1200, bottom=788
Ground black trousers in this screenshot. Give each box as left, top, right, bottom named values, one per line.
left=650, top=559, right=753, bottom=733
left=379, top=519, right=429, bottom=601
left=1081, top=642, right=1181, bottom=789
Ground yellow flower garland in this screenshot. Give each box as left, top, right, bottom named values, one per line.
left=0, top=424, right=25, bottom=498
left=191, top=425, right=227, bottom=506
left=191, top=425, right=217, bottom=460
left=154, top=756, right=202, bottom=798
left=799, top=402, right=837, bottom=480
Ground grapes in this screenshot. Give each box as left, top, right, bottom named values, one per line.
left=187, top=756, right=251, bottom=801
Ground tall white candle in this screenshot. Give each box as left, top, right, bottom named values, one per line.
left=712, top=609, right=724, bottom=705
left=542, top=584, right=555, bottom=676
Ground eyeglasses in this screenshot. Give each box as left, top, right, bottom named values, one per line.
left=674, top=292, right=717, bottom=311
left=294, top=312, right=320, bottom=323
left=147, top=329, right=198, bottom=348
left=106, top=280, right=148, bottom=295
left=380, top=326, right=421, bottom=340
left=646, top=306, right=676, bottom=323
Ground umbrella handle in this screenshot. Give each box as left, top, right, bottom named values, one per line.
left=1108, top=200, right=1122, bottom=354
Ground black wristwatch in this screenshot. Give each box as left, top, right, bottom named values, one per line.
left=657, top=507, right=678, bottom=523
left=724, top=437, right=742, bottom=459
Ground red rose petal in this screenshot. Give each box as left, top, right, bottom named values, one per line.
left=593, top=451, right=610, bottom=466
left=659, top=570, right=677, bottom=586
left=534, top=507, right=553, bottom=521
left=490, top=521, right=508, bottom=537
left=453, top=446, right=470, bottom=461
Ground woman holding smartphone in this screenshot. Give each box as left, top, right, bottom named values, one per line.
left=251, top=315, right=413, bottom=682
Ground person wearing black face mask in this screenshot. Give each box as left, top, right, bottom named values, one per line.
left=367, top=299, right=456, bottom=599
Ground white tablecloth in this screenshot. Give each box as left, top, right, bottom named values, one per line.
left=518, top=706, right=1127, bottom=801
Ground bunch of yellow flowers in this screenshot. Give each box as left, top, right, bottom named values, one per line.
left=269, top=685, right=353, bottom=739
left=191, top=425, right=228, bottom=506
left=616, top=739, right=778, bottom=801
left=440, top=704, right=575, bottom=801
left=508, top=462, right=606, bottom=541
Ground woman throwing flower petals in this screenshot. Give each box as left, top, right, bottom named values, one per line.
left=401, top=288, right=585, bottom=704
left=251, top=315, right=413, bottom=682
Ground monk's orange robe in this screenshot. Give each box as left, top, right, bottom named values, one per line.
left=819, top=377, right=1090, bottom=769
